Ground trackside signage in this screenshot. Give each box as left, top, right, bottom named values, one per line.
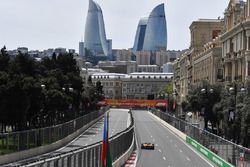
left=186, top=136, right=233, bottom=167
left=97, top=99, right=168, bottom=107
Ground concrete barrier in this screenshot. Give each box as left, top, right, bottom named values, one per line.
left=149, top=111, right=187, bottom=140
left=112, top=132, right=135, bottom=167
left=186, top=136, right=233, bottom=167
left=0, top=114, right=104, bottom=165
left=150, top=111, right=235, bottom=167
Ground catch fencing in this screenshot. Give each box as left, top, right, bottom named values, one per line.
left=18, top=111, right=135, bottom=167
left=153, top=109, right=250, bottom=167
left=0, top=110, right=104, bottom=155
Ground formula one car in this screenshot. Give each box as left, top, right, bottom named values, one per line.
left=141, top=143, right=155, bottom=150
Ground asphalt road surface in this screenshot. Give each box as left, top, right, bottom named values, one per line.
left=134, top=110, right=215, bottom=167
left=4, top=108, right=130, bottom=166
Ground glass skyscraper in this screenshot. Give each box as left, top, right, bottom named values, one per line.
left=84, top=0, right=111, bottom=57
left=133, top=3, right=167, bottom=52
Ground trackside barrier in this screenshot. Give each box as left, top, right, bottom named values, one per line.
left=0, top=109, right=107, bottom=165
left=152, top=109, right=250, bottom=167
left=13, top=110, right=135, bottom=167
left=186, top=136, right=233, bottom=167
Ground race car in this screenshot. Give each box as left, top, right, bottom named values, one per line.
left=141, top=143, right=155, bottom=150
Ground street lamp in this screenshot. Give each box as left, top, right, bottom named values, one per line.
left=201, top=87, right=214, bottom=130
left=228, top=83, right=246, bottom=165
left=165, top=93, right=169, bottom=112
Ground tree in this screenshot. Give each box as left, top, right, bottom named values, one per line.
left=0, top=46, right=10, bottom=71
left=187, top=81, right=222, bottom=131
left=95, top=81, right=105, bottom=101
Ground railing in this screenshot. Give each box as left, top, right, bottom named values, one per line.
left=0, top=110, right=104, bottom=155
left=152, top=109, right=250, bottom=167
left=17, top=110, right=135, bottom=167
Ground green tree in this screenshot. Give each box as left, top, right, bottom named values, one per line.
left=0, top=46, right=10, bottom=71
left=187, top=81, right=222, bottom=131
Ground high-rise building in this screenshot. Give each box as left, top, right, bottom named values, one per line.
left=143, top=4, right=167, bottom=51
left=133, top=4, right=167, bottom=52
left=84, top=0, right=112, bottom=57
left=133, top=17, right=148, bottom=52
left=79, top=41, right=84, bottom=58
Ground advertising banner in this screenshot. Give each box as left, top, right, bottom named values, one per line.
left=97, top=99, right=168, bottom=107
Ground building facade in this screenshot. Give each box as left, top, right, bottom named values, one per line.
left=112, top=49, right=132, bottom=62
left=79, top=41, right=85, bottom=58
left=221, top=0, right=250, bottom=84
left=189, top=19, right=224, bottom=89
left=91, top=73, right=125, bottom=99
left=133, top=3, right=167, bottom=52
left=173, top=51, right=190, bottom=102
left=193, top=38, right=223, bottom=85
left=84, top=0, right=112, bottom=57
left=122, top=73, right=173, bottom=100
left=137, top=65, right=160, bottom=72
left=133, top=17, right=148, bottom=52
left=97, top=61, right=137, bottom=74
left=136, top=51, right=153, bottom=65
left=90, top=72, right=173, bottom=100
left=163, top=62, right=173, bottom=73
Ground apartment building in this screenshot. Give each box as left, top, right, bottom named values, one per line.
left=221, top=0, right=250, bottom=83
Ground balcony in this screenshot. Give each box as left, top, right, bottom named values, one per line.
left=225, top=76, right=232, bottom=82
left=234, top=75, right=242, bottom=81
left=217, top=75, right=223, bottom=80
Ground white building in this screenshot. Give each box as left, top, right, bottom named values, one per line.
left=137, top=65, right=160, bottom=72
left=91, top=73, right=126, bottom=99
left=122, top=73, right=173, bottom=99
left=90, top=72, right=173, bottom=100
left=163, top=62, right=173, bottom=73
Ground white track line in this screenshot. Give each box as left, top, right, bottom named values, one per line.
left=148, top=112, right=215, bottom=167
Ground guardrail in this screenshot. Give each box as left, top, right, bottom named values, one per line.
left=0, top=110, right=104, bottom=156
left=152, top=109, right=250, bottom=167
left=17, top=110, right=135, bottom=167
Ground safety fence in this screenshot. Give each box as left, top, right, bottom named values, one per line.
left=152, top=109, right=250, bottom=167
left=17, top=111, right=135, bottom=167
left=0, top=110, right=104, bottom=155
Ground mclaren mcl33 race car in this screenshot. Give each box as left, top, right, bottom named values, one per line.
left=141, top=143, right=155, bottom=150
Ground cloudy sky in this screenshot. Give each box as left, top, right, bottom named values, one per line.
left=0, top=0, right=229, bottom=52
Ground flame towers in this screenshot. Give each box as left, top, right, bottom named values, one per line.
left=133, top=4, right=167, bottom=52
left=84, top=0, right=111, bottom=57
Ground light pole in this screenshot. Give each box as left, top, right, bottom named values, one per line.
left=173, top=90, right=178, bottom=114
left=201, top=87, right=213, bottom=130
left=228, top=83, right=245, bottom=166
left=165, top=93, right=169, bottom=112
left=62, top=85, right=74, bottom=118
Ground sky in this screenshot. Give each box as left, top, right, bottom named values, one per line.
left=0, top=0, right=229, bottom=52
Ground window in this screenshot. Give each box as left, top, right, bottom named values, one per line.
left=217, top=69, right=223, bottom=79
left=248, top=62, right=250, bottom=76
left=212, top=30, right=221, bottom=39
